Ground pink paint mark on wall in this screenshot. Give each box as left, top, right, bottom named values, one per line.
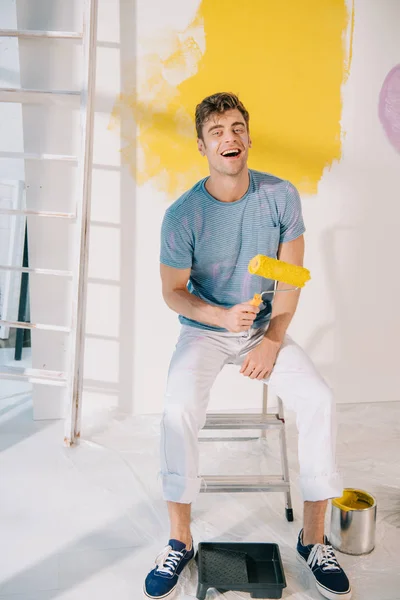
left=379, top=65, right=400, bottom=153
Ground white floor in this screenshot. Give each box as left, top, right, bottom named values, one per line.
left=1, top=367, right=400, bottom=599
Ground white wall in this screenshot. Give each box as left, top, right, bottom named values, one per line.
left=292, top=0, right=400, bottom=405
left=128, top=0, right=400, bottom=415
left=2, top=0, right=399, bottom=424
left=124, top=0, right=400, bottom=416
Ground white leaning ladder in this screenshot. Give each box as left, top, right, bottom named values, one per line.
left=0, top=0, right=98, bottom=446
left=200, top=386, right=294, bottom=521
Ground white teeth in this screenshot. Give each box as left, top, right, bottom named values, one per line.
left=222, top=149, right=240, bottom=156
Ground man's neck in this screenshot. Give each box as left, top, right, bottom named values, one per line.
left=205, top=167, right=250, bottom=203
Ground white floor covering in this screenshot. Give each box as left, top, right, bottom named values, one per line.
left=1, top=360, right=399, bottom=599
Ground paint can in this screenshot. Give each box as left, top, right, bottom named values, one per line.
left=330, top=488, right=377, bottom=555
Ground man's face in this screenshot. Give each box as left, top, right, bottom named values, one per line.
left=197, top=108, right=251, bottom=176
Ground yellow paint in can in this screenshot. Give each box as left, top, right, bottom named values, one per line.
left=332, top=489, right=376, bottom=512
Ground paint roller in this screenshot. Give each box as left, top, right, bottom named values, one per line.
left=247, top=254, right=311, bottom=306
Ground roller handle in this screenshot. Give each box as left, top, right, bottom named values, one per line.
left=250, top=287, right=298, bottom=306
left=250, top=293, right=263, bottom=306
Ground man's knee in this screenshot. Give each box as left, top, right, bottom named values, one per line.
left=163, top=402, right=195, bottom=423
left=162, top=392, right=206, bottom=432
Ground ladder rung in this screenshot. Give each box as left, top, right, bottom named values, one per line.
left=203, top=413, right=283, bottom=430
left=200, top=475, right=290, bottom=494
left=199, top=436, right=264, bottom=442
left=0, top=88, right=80, bottom=104
left=0, top=365, right=67, bottom=386
left=0, top=29, right=83, bottom=40
left=0, top=320, right=70, bottom=333
left=0, top=265, right=72, bottom=277
left=0, top=208, right=75, bottom=219
left=0, top=151, right=78, bottom=162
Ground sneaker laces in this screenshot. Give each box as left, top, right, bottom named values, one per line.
left=307, top=543, right=341, bottom=572
left=155, top=545, right=184, bottom=576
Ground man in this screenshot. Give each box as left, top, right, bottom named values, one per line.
left=144, top=93, right=351, bottom=600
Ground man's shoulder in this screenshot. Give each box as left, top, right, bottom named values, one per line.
left=165, top=178, right=207, bottom=220
left=250, top=170, right=301, bottom=218
left=250, top=169, right=292, bottom=191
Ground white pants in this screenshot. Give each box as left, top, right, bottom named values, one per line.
left=160, top=325, right=343, bottom=504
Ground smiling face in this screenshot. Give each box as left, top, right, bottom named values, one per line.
left=197, top=109, right=252, bottom=177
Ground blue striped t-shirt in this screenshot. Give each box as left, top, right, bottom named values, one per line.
left=160, top=169, right=305, bottom=331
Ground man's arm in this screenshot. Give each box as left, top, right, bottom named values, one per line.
left=160, top=264, right=223, bottom=328
left=240, top=235, right=305, bottom=379
left=264, top=234, right=305, bottom=344
left=160, top=264, right=259, bottom=332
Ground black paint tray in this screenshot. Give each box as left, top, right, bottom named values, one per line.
left=196, top=542, right=286, bottom=599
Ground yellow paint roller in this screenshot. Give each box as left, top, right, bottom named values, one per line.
left=248, top=254, right=311, bottom=306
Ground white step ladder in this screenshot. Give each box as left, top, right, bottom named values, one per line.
left=200, top=387, right=294, bottom=521
left=0, top=0, right=98, bottom=446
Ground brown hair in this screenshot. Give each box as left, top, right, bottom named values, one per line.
left=195, top=92, right=249, bottom=139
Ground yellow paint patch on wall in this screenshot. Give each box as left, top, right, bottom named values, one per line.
left=112, top=0, right=353, bottom=197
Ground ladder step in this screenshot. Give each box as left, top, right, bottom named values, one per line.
left=199, top=436, right=263, bottom=442
left=0, top=265, right=72, bottom=277
left=0, top=320, right=70, bottom=333
left=0, top=208, right=75, bottom=219
left=0, top=365, right=67, bottom=386
left=0, top=29, right=83, bottom=39
left=203, top=413, right=283, bottom=430
left=0, top=88, right=80, bottom=104
left=0, top=151, right=78, bottom=162
left=200, top=475, right=290, bottom=494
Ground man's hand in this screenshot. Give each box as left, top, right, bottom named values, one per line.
left=240, top=337, right=281, bottom=380
left=219, top=301, right=259, bottom=333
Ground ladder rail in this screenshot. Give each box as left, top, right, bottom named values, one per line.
left=0, top=180, right=24, bottom=338
left=65, top=0, right=99, bottom=446
left=277, top=397, right=293, bottom=513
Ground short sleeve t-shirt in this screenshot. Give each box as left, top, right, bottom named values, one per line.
left=160, top=169, right=305, bottom=331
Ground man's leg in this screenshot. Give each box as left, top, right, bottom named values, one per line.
left=238, top=330, right=342, bottom=511
left=167, top=502, right=192, bottom=549
left=240, top=332, right=350, bottom=599
left=265, top=334, right=342, bottom=515
left=161, top=326, right=229, bottom=545
left=144, top=327, right=229, bottom=598
left=303, top=500, right=328, bottom=545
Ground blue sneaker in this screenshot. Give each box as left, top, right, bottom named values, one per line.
left=297, top=530, right=352, bottom=599
left=144, top=538, right=194, bottom=599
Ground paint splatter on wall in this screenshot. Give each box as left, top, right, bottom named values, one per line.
left=379, top=65, right=400, bottom=154
left=111, top=0, right=354, bottom=198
